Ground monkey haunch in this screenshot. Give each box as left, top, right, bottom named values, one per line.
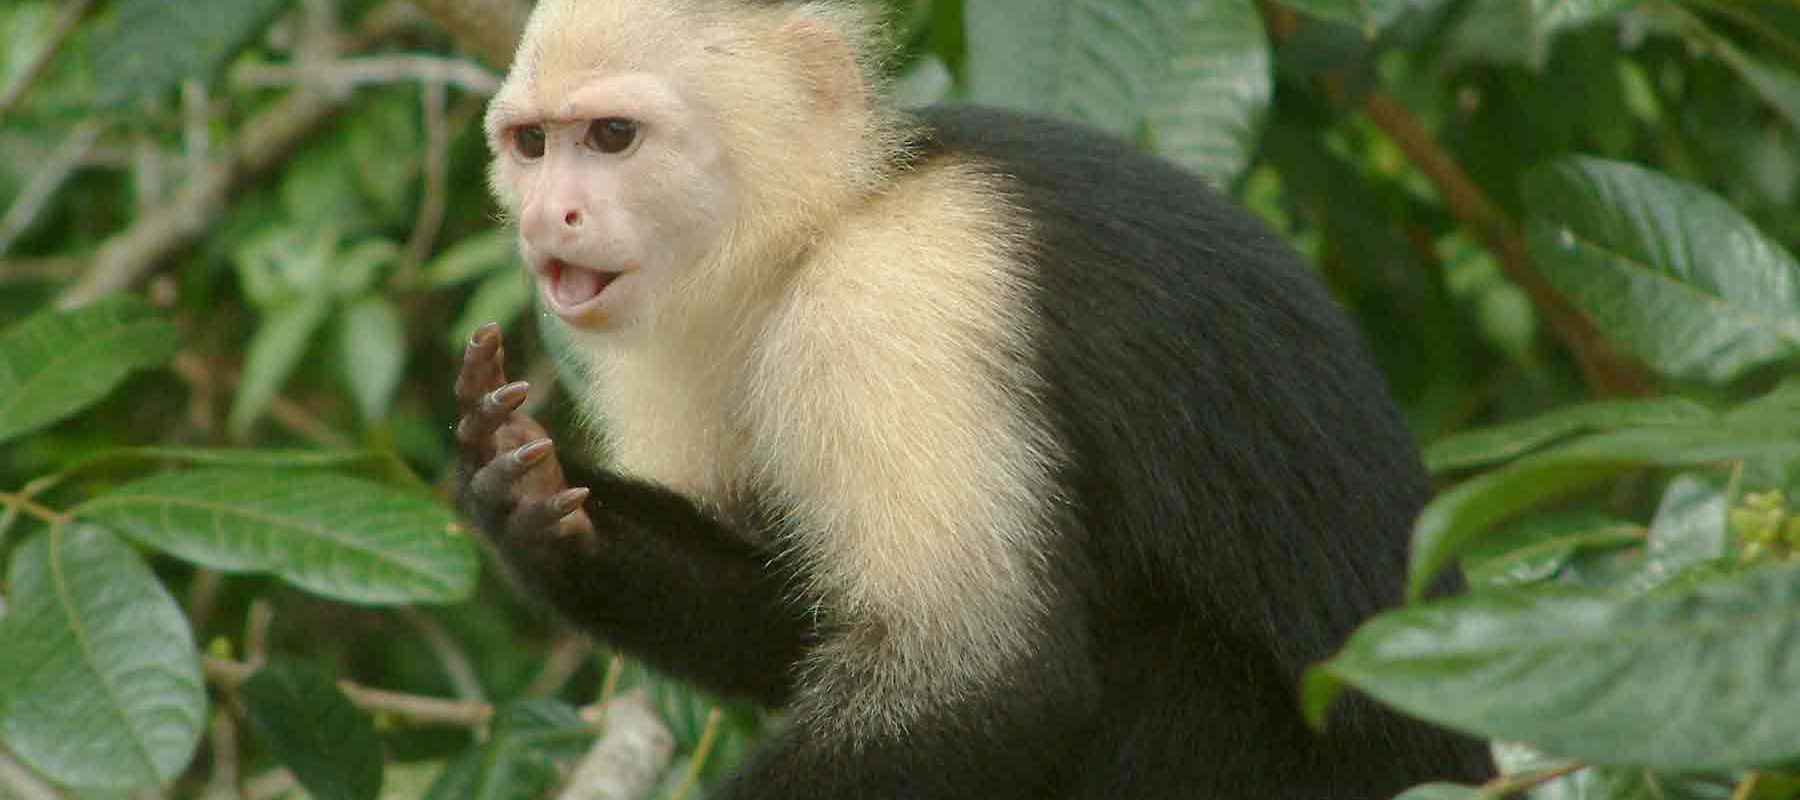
left=455, top=0, right=1492, bottom=796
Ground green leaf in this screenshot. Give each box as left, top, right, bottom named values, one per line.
left=241, top=661, right=383, bottom=800
left=1423, top=396, right=1715, bottom=474
left=73, top=468, right=476, bottom=605
left=0, top=295, right=179, bottom=444
left=337, top=295, right=407, bottom=422
left=330, top=240, right=400, bottom=298
left=229, top=296, right=333, bottom=439
left=59, top=447, right=431, bottom=493
left=421, top=230, right=517, bottom=288
left=1311, top=563, right=1800, bottom=770
left=1409, top=425, right=1800, bottom=600
left=1522, top=156, right=1800, bottom=384
left=1279, top=0, right=1421, bottom=35
left=424, top=701, right=592, bottom=800
left=1144, top=0, right=1270, bottom=184
left=91, top=0, right=288, bottom=109
left=0, top=526, right=205, bottom=789
left=449, top=271, right=532, bottom=353
left=1443, top=0, right=1640, bottom=69
left=966, top=0, right=1187, bottom=137
left=1461, top=514, right=1644, bottom=590
left=1632, top=474, right=1732, bottom=592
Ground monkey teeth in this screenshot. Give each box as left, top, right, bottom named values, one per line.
left=545, top=258, right=618, bottom=309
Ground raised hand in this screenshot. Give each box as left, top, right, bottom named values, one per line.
left=453, top=323, right=595, bottom=548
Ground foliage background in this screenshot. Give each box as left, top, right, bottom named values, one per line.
left=2, top=0, right=1800, bottom=798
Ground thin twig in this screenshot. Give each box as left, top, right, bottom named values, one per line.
left=399, top=78, right=453, bottom=281
left=1478, top=759, right=1587, bottom=797
left=0, top=118, right=103, bottom=256
left=203, top=655, right=496, bottom=727
left=186, top=569, right=224, bottom=634
left=241, top=770, right=296, bottom=800
left=198, top=710, right=243, bottom=800
left=522, top=631, right=595, bottom=699
left=0, top=492, right=71, bottom=526
left=1729, top=773, right=1762, bottom=800
left=182, top=80, right=211, bottom=184
left=170, top=352, right=351, bottom=448
left=665, top=708, right=724, bottom=800
left=399, top=607, right=487, bottom=703
left=244, top=600, right=275, bottom=669
left=0, top=0, right=96, bottom=121
left=231, top=55, right=501, bottom=95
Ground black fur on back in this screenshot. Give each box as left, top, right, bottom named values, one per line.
left=914, top=105, right=1492, bottom=796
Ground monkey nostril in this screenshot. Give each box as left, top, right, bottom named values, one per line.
left=563, top=210, right=582, bottom=228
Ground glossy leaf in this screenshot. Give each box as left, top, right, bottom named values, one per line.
left=1310, top=563, right=1800, bottom=769
left=73, top=468, right=475, bottom=605
left=229, top=296, right=333, bottom=439
left=1522, top=157, right=1800, bottom=384
left=1423, top=396, right=1715, bottom=474
left=1409, top=425, right=1800, bottom=600
left=0, top=526, right=204, bottom=789
left=241, top=661, right=382, bottom=800
left=424, top=701, right=592, bottom=800
left=91, top=0, right=287, bottom=109
left=338, top=295, right=407, bottom=422
left=1145, top=0, right=1270, bottom=183
left=0, top=295, right=178, bottom=444
left=966, top=0, right=1187, bottom=137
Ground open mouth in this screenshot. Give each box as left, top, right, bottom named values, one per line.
left=542, top=257, right=620, bottom=310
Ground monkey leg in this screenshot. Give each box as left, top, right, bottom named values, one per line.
left=453, top=324, right=810, bottom=704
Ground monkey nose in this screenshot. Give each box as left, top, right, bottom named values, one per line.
left=562, top=209, right=583, bottom=228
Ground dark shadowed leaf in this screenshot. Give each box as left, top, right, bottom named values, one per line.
left=92, top=0, right=289, bottom=109
left=0, top=526, right=204, bottom=789
left=72, top=468, right=475, bottom=605
left=1423, top=396, right=1714, bottom=473
left=241, top=660, right=382, bottom=800
left=1145, top=0, right=1270, bottom=183
left=1279, top=0, right=1422, bottom=35
left=1309, top=563, right=1800, bottom=769
left=0, top=295, right=178, bottom=444
left=1522, top=157, right=1800, bottom=384
left=424, top=701, right=591, bottom=800
left=1442, top=0, right=1639, bottom=69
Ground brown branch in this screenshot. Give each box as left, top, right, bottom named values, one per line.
left=0, top=118, right=102, bottom=255
left=202, top=655, right=495, bottom=728
left=1261, top=3, right=1653, bottom=398
left=403, top=0, right=530, bottom=69
left=561, top=691, right=677, bottom=800
left=0, top=0, right=95, bottom=121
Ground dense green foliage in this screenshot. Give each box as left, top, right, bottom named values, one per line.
left=2, top=0, right=1799, bottom=797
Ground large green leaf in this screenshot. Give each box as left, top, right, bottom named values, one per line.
left=72, top=469, right=475, bottom=605
left=241, top=661, right=383, bottom=800
left=91, top=0, right=289, bottom=109
left=0, top=526, right=205, bottom=789
left=1423, top=396, right=1715, bottom=474
left=1522, top=157, right=1800, bottom=384
left=1308, top=563, right=1800, bottom=769
left=1409, top=425, right=1800, bottom=600
left=966, top=0, right=1187, bottom=137
left=1144, top=0, right=1270, bottom=183
left=0, top=295, right=178, bottom=444
left=424, top=701, right=592, bottom=800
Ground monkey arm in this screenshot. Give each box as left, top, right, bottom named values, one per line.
left=502, top=465, right=812, bottom=706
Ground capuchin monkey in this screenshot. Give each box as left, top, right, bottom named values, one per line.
left=453, top=0, right=1493, bottom=796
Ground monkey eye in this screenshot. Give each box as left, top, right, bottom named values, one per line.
left=585, top=118, right=639, bottom=154
left=511, top=125, right=546, bottom=159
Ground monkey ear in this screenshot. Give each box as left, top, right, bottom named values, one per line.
left=775, top=17, right=867, bottom=116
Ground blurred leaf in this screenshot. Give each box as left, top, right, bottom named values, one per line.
left=0, top=295, right=178, bottom=444
left=0, top=526, right=204, bottom=789
left=1145, top=0, right=1271, bottom=183
left=1410, top=425, right=1800, bottom=600
left=73, top=468, right=475, bottom=605
left=424, top=701, right=591, bottom=800
left=91, top=0, right=287, bottom=109
left=966, top=0, right=1186, bottom=136
left=1423, top=396, right=1715, bottom=473
left=1280, top=0, right=1421, bottom=35
left=331, top=240, right=400, bottom=297
left=1310, top=563, right=1800, bottom=770
left=228, top=296, right=332, bottom=439
left=345, top=93, right=422, bottom=227
left=337, top=295, right=406, bottom=422
left=241, top=660, right=383, bottom=800
left=1523, top=156, right=1800, bottom=384
left=233, top=227, right=337, bottom=306
left=1443, top=0, right=1639, bottom=69
left=450, top=271, right=532, bottom=353
left=1461, top=514, right=1643, bottom=590
left=422, top=230, right=516, bottom=288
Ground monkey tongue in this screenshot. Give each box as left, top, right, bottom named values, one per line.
left=548, top=260, right=615, bottom=307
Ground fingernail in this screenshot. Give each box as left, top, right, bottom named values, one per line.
left=516, top=438, right=554, bottom=463
left=492, top=381, right=529, bottom=407
left=556, top=488, right=589, bottom=514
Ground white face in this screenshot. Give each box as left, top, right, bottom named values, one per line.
left=487, top=72, right=737, bottom=331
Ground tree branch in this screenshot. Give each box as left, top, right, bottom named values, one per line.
left=202, top=655, right=495, bottom=728
left=402, top=0, right=530, bottom=70
left=560, top=691, right=677, bottom=800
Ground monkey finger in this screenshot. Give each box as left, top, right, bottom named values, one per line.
left=455, top=381, right=530, bottom=464
left=509, top=487, right=591, bottom=539
left=470, top=438, right=557, bottom=501
left=454, top=323, right=509, bottom=408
